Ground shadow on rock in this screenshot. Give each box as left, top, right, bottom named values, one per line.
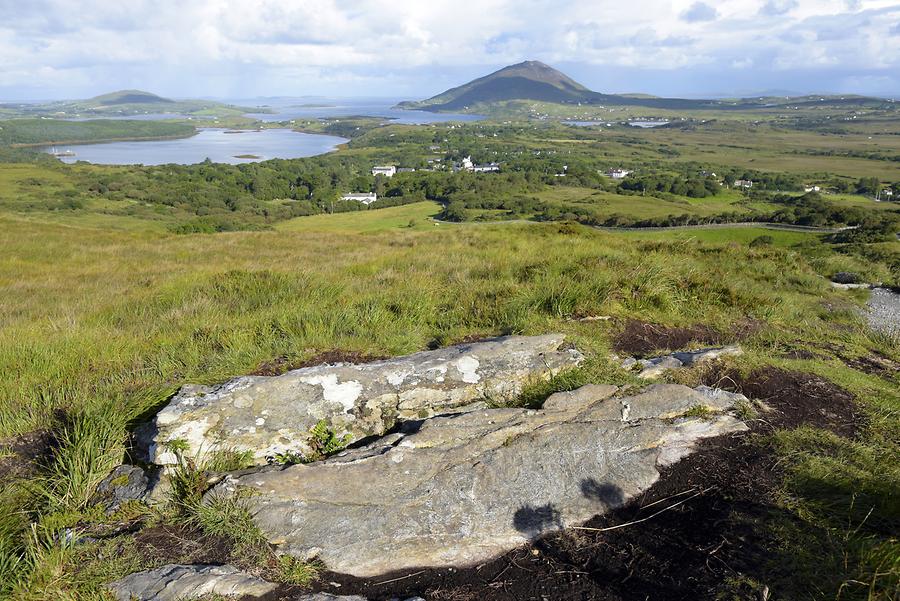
left=513, top=503, right=562, bottom=537
left=581, top=478, right=625, bottom=509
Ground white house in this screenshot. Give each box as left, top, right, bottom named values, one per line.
left=804, top=185, right=821, bottom=193
left=397, top=167, right=417, bottom=173
left=605, top=169, right=632, bottom=179
left=342, top=193, right=378, bottom=205
left=460, top=156, right=474, bottom=171
left=735, top=179, right=754, bottom=189
left=472, top=162, right=500, bottom=173
left=372, top=166, right=396, bottom=178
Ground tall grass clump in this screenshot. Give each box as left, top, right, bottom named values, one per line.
left=33, top=411, right=125, bottom=515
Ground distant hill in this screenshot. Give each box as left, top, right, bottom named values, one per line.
left=398, top=61, right=595, bottom=111
left=88, top=90, right=175, bottom=106
left=398, top=61, right=892, bottom=113
left=397, top=61, right=734, bottom=111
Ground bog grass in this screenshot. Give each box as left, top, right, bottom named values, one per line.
left=0, top=207, right=897, bottom=599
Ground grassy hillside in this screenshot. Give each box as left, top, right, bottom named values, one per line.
left=0, top=209, right=897, bottom=598
left=0, top=89, right=898, bottom=599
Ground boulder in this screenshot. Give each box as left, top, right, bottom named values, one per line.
left=208, top=383, right=748, bottom=577
left=108, top=564, right=276, bottom=601
left=832, top=271, right=862, bottom=285
left=149, top=335, right=581, bottom=466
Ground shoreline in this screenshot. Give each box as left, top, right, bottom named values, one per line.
left=11, top=132, right=198, bottom=149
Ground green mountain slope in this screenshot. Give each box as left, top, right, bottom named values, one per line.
left=88, top=90, right=175, bottom=106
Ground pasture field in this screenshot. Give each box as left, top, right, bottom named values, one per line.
left=276, top=201, right=442, bottom=233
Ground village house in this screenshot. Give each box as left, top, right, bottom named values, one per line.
left=605, top=168, right=632, bottom=179
left=341, top=192, right=378, bottom=205
left=804, top=185, right=821, bottom=193
left=472, top=162, right=500, bottom=173
left=735, top=179, right=754, bottom=189
left=372, top=166, right=396, bottom=178
left=397, top=167, right=417, bottom=173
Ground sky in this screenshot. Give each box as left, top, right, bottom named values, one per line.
left=1, top=0, right=899, bottom=102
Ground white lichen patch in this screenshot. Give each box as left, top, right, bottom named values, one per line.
left=455, top=356, right=481, bottom=384
left=300, top=374, right=363, bottom=412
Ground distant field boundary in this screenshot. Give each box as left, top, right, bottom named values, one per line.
left=591, top=222, right=857, bottom=233
left=435, top=217, right=855, bottom=234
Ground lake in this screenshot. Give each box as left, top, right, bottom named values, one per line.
left=233, top=96, right=484, bottom=125
left=629, top=120, right=670, bottom=128
left=46, top=128, right=348, bottom=166
left=564, top=120, right=610, bottom=127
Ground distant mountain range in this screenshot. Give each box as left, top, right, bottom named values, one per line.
left=398, top=61, right=892, bottom=112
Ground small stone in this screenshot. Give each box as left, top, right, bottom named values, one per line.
left=832, top=272, right=862, bottom=285
left=620, top=357, right=638, bottom=369
left=93, top=465, right=150, bottom=513
left=108, top=564, right=276, bottom=601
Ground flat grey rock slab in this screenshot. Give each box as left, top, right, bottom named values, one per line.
left=108, top=564, right=276, bottom=601
left=150, top=334, right=582, bottom=466
left=209, top=383, right=748, bottom=577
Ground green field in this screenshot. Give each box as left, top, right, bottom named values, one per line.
left=277, top=201, right=442, bottom=233
left=535, top=186, right=777, bottom=220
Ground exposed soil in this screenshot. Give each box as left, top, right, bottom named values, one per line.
left=251, top=365, right=864, bottom=601
left=834, top=350, right=900, bottom=382
left=134, top=524, right=232, bottom=566
left=702, top=366, right=862, bottom=437
left=612, top=320, right=760, bottom=357
left=251, top=350, right=389, bottom=376
left=0, top=429, right=54, bottom=483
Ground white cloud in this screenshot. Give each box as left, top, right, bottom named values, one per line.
left=0, top=0, right=898, bottom=98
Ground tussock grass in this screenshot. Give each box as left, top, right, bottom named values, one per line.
left=0, top=211, right=897, bottom=599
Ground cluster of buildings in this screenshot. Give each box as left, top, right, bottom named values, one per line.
left=342, top=157, right=503, bottom=205
left=875, top=188, right=894, bottom=202
left=604, top=168, right=632, bottom=179
left=340, top=192, right=379, bottom=205
left=371, top=166, right=418, bottom=178
left=457, top=156, right=501, bottom=173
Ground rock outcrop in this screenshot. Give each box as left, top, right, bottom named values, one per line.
left=208, top=383, right=748, bottom=577
left=108, top=564, right=276, bottom=601
left=620, top=345, right=742, bottom=379
left=149, top=335, right=582, bottom=466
